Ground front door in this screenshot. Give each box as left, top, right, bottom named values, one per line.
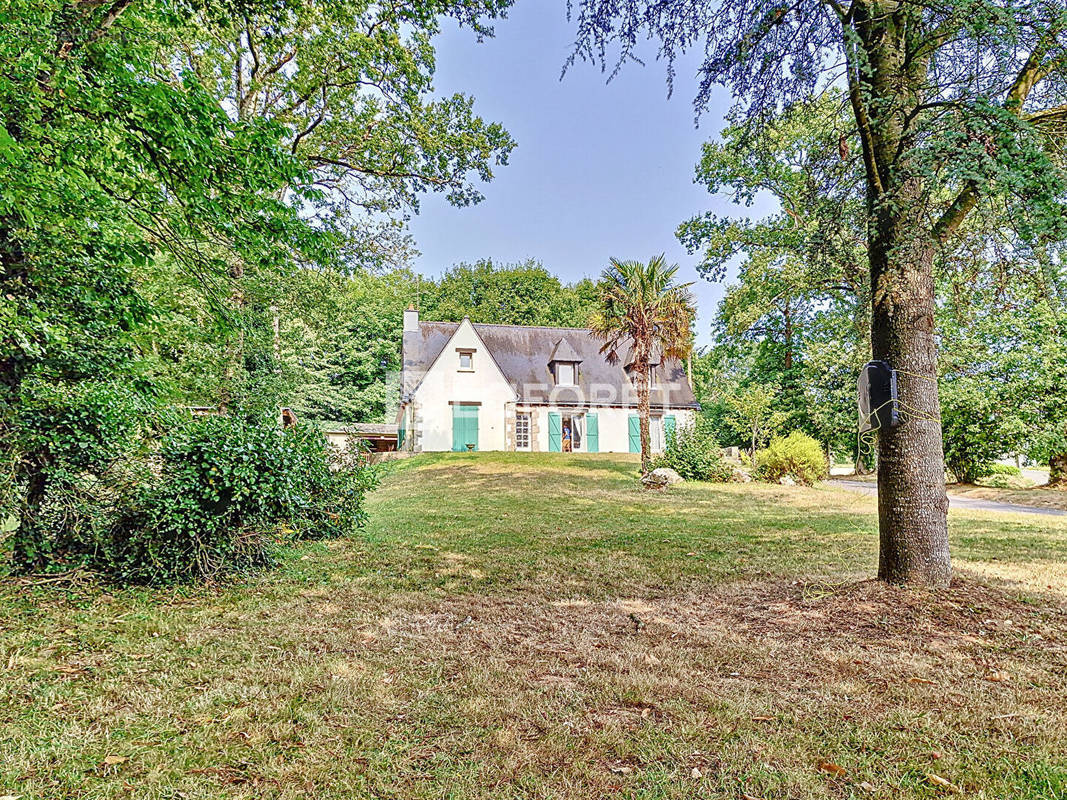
left=561, top=415, right=573, bottom=452
left=451, top=404, right=479, bottom=452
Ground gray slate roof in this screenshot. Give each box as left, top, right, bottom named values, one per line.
left=403, top=321, right=698, bottom=409
left=549, top=336, right=583, bottom=363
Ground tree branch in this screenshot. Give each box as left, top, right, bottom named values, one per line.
left=85, top=0, right=135, bottom=46
left=933, top=25, right=1064, bottom=244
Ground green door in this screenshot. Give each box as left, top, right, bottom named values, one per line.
left=452, top=404, right=479, bottom=451
left=664, top=415, right=676, bottom=445
left=628, top=415, right=640, bottom=454
left=548, top=412, right=562, bottom=452
left=586, top=413, right=599, bottom=453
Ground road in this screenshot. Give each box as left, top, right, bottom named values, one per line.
left=828, top=479, right=1067, bottom=517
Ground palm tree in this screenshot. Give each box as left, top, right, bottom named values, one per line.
left=590, top=255, right=695, bottom=473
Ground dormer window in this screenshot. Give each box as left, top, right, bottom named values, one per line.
left=556, top=362, right=576, bottom=386
left=549, top=337, right=582, bottom=387
left=457, top=349, right=474, bottom=371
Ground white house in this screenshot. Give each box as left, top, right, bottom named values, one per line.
left=396, top=308, right=699, bottom=454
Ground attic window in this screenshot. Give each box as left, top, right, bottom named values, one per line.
left=556, top=362, right=576, bottom=386
left=458, top=349, right=474, bottom=371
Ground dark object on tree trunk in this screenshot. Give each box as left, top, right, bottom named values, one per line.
left=858, top=360, right=899, bottom=432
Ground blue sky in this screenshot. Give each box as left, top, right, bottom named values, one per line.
left=406, top=2, right=757, bottom=345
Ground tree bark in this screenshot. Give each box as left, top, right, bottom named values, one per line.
left=636, top=359, right=651, bottom=473
left=1050, top=452, right=1067, bottom=486
left=869, top=178, right=951, bottom=587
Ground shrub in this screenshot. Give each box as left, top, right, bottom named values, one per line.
left=755, top=432, right=827, bottom=486
left=100, top=413, right=376, bottom=584
left=5, top=379, right=154, bottom=573
left=650, top=417, right=732, bottom=482
left=940, top=380, right=1022, bottom=484
left=986, top=463, right=1021, bottom=476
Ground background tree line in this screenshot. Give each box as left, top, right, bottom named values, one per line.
left=150, top=258, right=600, bottom=426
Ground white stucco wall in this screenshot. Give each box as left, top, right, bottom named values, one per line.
left=522, top=406, right=696, bottom=454
left=408, top=319, right=517, bottom=452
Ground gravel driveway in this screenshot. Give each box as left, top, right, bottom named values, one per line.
left=828, top=479, right=1067, bottom=517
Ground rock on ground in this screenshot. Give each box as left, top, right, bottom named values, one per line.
left=648, top=468, right=684, bottom=485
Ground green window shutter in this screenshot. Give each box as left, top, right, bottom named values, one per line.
left=664, top=415, right=676, bottom=444
left=451, top=406, right=464, bottom=452
left=586, top=414, right=599, bottom=453
left=548, top=413, right=562, bottom=452
left=452, top=405, right=479, bottom=452
left=628, top=415, right=641, bottom=454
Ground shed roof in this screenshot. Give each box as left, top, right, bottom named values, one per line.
left=322, top=422, right=398, bottom=437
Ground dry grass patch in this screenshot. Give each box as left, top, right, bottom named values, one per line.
left=2, top=452, right=1067, bottom=799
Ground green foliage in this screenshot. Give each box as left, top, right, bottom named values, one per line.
left=725, top=384, right=786, bottom=455
left=755, top=432, right=827, bottom=486
left=1, top=0, right=337, bottom=573
left=941, top=381, right=1021, bottom=484
left=676, top=99, right=871, bottom=464
left=650, top=417, right=732, bottom=482
left=987, top=463, right=1022, bottom=476
left=424, top=259, right=598, bottom=327
left=2, top=0, right=517, bottom=579
left=102, top=414, right=377, bottom=585
left=178, top=0, right=515, bottom=270
left=937, top=277, right=1051, bottom=484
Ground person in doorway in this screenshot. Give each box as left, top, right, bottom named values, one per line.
left=562, top=422, right=572, bottom=452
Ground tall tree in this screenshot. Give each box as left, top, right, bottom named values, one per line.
left=591, top=256, right=695, bottom=473
left=177, top=0, right=515, bottom=271
left=570, top=0, right=1067, bottom=586
left=0, top=0, right=333, bottom=570
left=166, top=0, right=515, bottom=402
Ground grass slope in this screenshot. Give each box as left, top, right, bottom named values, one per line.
left=2, top=452, right=1066, bottom=799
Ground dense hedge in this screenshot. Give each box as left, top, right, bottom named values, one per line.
left=650, top=417, right=733, bottom=482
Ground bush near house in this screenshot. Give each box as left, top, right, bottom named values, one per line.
left=101, top=413, right=377, bottom=584
left=2, top=410, right=376, bottom=585
left=755, top=432, right=827, bottom=486
left=651, top=417, right=733, bottom=482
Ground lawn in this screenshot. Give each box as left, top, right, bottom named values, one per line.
left=3, top=452, right=1066, bottom=799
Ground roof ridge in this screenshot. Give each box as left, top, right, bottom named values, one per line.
left=419, top=320, right=593, bottom=333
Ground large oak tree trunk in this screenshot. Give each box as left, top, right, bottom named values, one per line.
left=869, top=179, right=951, bottom=586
